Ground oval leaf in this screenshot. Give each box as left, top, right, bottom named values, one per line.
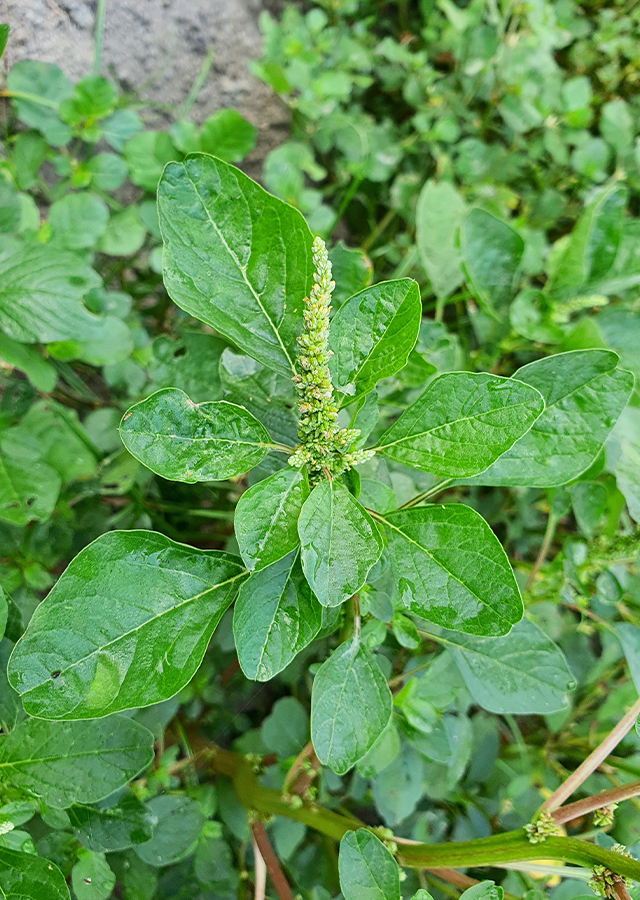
left=416, top=180, right=466, bottom=301
left=298, top=481, right=383, bottom=608
left=382, top=504, right=523, bottom=636
left=120, top=388, right=272, bottom=483
left=329, top=279, right=421, bottom=399
left=461, top=209, right=524, bottom=311
left=311, top=637, right=392, bottom=774
left=235, top=468, right=309, bottom=571
left=439, top=618, right=576, bottom=713
left=68, top=792, right=154, bottom=852
left=468, top=350, right=634, bottom=487
left=158, top=154, right=314, bottom=377
left=377, top=372, right=543, bottom=477
left=0, top=715, right=154, bottom=808
left=0, top=847, right=70, bottom=900
left=8, top=531, right=246, bottom=719
left=339, top=829, right=400, bottom=900
left=233, top=550, right=322, bottom=681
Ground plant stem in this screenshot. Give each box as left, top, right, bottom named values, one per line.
left=201, top=745, right=640, bottom=882
left=92, top=0, right=107, bottom=76
left=252, top=832, right=267, bottom=900
left=541, top=695, right=640, bottom=812
left=328, top=175, right=363, bottom=236
left=179, top=46, right=216, bottom=118
left=552, top=780, right=640, bottom=825
left=396, top=478, right=454, bottom=509
left=525, top=511, right=559, bottom=590
left=250, top=821, right=294, bottom=900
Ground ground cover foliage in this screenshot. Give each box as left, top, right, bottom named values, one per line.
left=0, top=2, right=640, bottom=898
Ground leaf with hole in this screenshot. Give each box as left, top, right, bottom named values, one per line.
left=8, top=530, right=246, bottom=719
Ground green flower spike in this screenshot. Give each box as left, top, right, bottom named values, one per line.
left=290, top=236, right=374, bottom=481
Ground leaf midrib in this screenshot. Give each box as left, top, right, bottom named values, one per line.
left=183, top=165, right=295, bottom=374
left=380, top=514, right=515, bottom=628
left=19, top=568, right=246, bottom=700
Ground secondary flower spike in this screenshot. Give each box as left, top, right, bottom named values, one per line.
left=289, top=236, right=374, bottom=480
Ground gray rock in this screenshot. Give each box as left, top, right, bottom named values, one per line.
left=3, top=0, right=289, bottom=174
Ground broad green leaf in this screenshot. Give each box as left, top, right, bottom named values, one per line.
left=200, top=110, right=257, bottom=162
left=434, top=618, right=575, bottom=713
left=468, top=350, right=633, bottom=487
left=338, top=829, right=400, bottom=900
left=8, top=531, right=246, bottom=719
left=0, top=244, right=106, bottom=345
left=461, top=209, right=524, bottom=312
left=0, top=640, right=23, bottom=732
left=416, top=180, right=466, bottom=299
left=0, top=451, right=61, bottom=526
left=135, top=795, right=204, bottom=867
left=382, top=505, right=523, bottom=636
left=371, top=740, right=424, bottom=826
left=0, top=847, right=70, bottom=900
left=329, top=279, right=421, bottom=399
left=148, top=332, right=226, bottom=403
left=71, top=850, right=116, bottom=900
left=606, top=407, right=640, bottom=524
left=311, top=637, right=392, bottom=773
left=298, top=481, right=383, bottom=607
left=7, top=61, right=73, bottom=146
left=330, top=241, right=373, bottom=307
left=0, top=715, right=153, bottom=807
left=48, top=193, right=109, bottom=250
left=261, top=696, right=309, bottom=758
left=233, top=550, right=322, bottom=681
left=68, top=792, right=153, bottom=852
left=235, top=468, right=308, bottom=571
left=596, top=308, right=640, bottom=380
left=377, top=372, right=543, bottom=477
left=459, top=883, right=504, bottom=900
left=547, top=185, right=626, bottom=298
left=158, top=154, right=314, bottom=377
left=356, top=722, right=400, bottom=777
left=98, top=206, right=147, bottom=256
left=120, top=388, right=272, bottom=483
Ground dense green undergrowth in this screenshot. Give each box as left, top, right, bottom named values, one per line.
left=0, top=4, right=639, bottom=900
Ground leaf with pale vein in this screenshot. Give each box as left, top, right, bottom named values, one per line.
left=158, top=154, right=314, bottom=377
left=8, top=530, right=246, bottom=719
left=338, top=829, right=400, bottom=900
left=0, top=715, right=154, bottom=808
left=382, top=505, right=523, bottom=636
left=311, top=637, right=392, bottom=774
left=235, top=468, right=308, bottom=571
left=120, top=388, right=272, bottom=483
left=377, top=372, right=543, bottom=477
left=233, top=550, right=322, bottom=681
left=466, top=350, right=634, bottom=487
left=298, top=481, right=383, bottom=608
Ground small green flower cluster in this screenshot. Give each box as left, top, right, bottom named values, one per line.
left=589, top=846, right=632, bottom=897
left=290, top=236, right=374, bottom=481
left=524, top=809, right=562, bottom=843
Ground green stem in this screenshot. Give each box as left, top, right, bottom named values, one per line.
left=92, top=0, right=108, bottom=76
left=206, top=747, right=640, bottom=882
left=328, top=175, right=363, bottom=236
left=396, top=478, right=454, bottom=510
left=525, top=511, right=559, bottom=590
left=179, top=47, right=216, bottom=119
left=0, top=90, right=58, bottom=108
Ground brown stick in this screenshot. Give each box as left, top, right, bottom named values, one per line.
left=250, top=820, right=295, bottom=900
left=552, top=779, right=640, bottom=825
left=541, top=696, right=640, bottom=812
